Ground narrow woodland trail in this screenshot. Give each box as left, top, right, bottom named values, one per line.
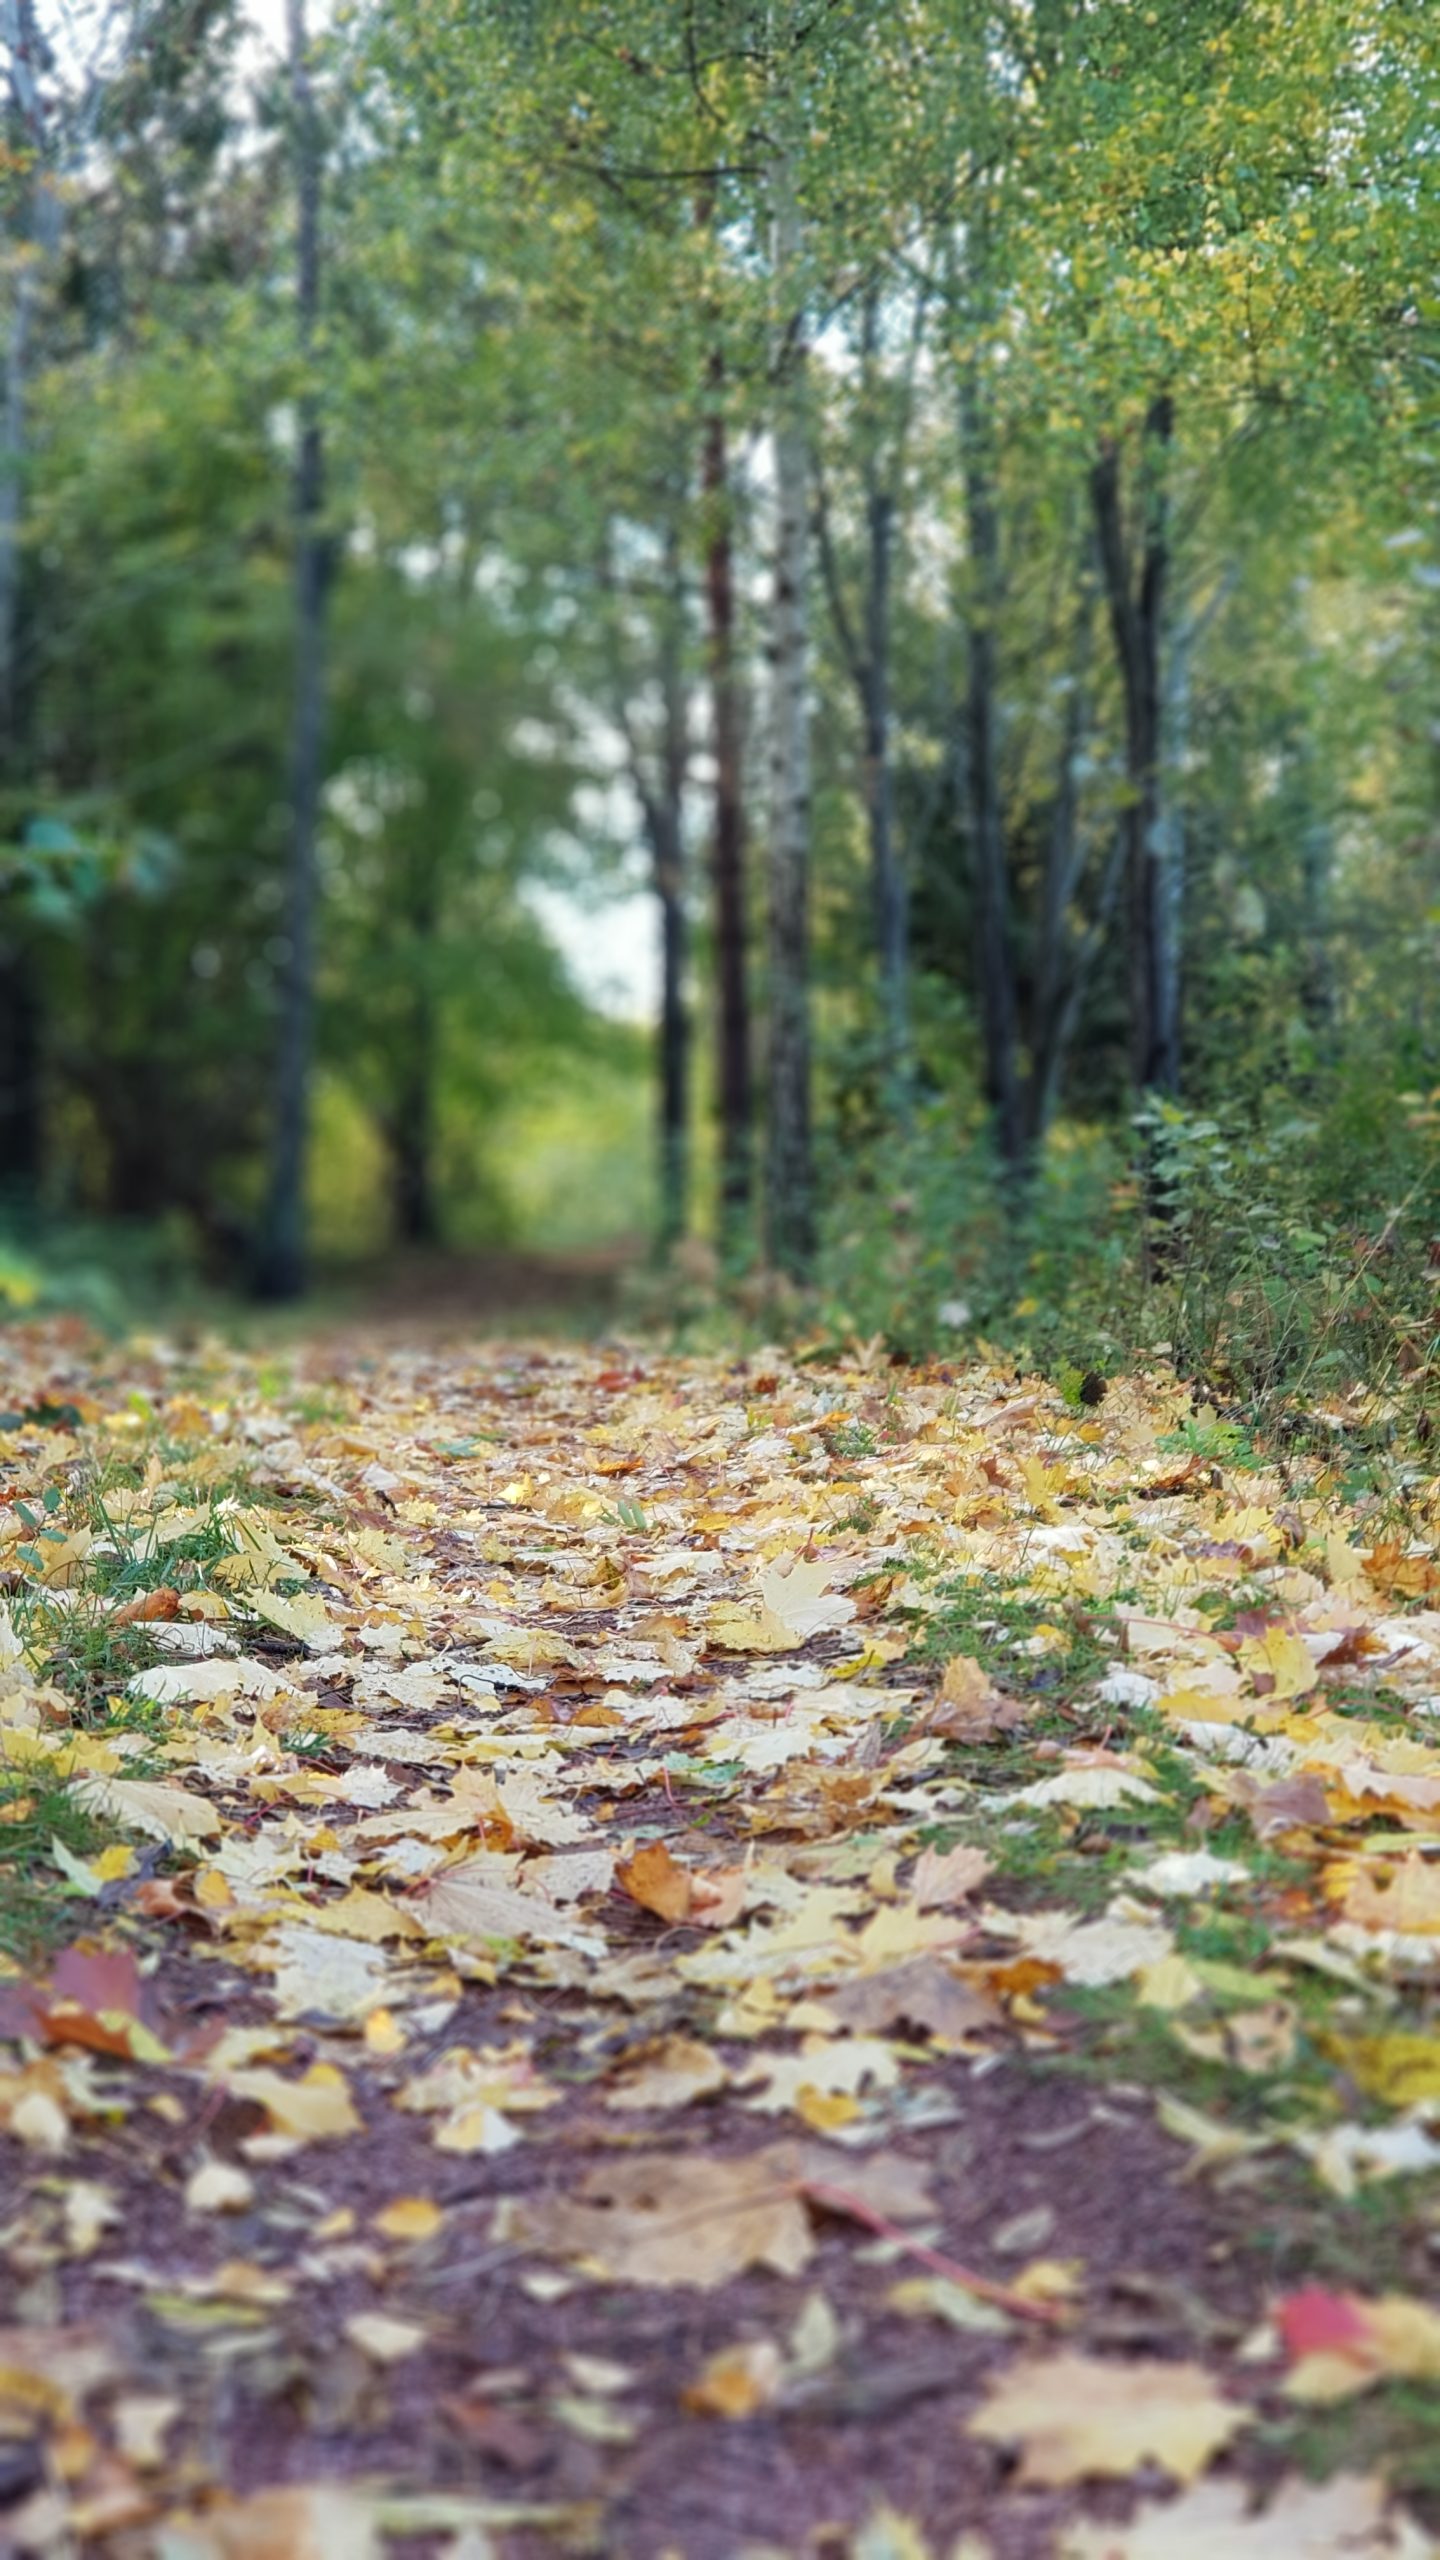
left=5, top=1324, right=1440, bottom=2558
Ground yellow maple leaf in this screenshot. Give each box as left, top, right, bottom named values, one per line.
left=1239, top=1627, right=1319, bottom=1700
left=968, top=2352, right=1249, bottom=2485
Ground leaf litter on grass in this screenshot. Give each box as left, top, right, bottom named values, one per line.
left=2, top=1324, right=1440, bottom=2549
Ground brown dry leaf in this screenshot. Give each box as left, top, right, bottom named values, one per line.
left=111, top=1585, right=180, bottom=1625
left=927, top=1653, right=1026, bottom=1741
left=159, top=2484, right=380, bottom=2559
left=1279, top=2286, right=1440, bottom=2402
left=740, top=2033, right=900, bottom=2118
left=0, top=2324, right=118, bottom=2419
left=68, top=1774, right=220, bottom=1844
left=496, top=2137, right=934, bottom=2292
left=759, top=1554, right=856, bottom=1643
left=967, top=2351, right=1249, bottom=2485
left=681, top=2337, right=784, bottom=2418
left=411, top=1859, right=603, bottom=1950
left=910, top=1842, right=993, bottom=1908
left=604, top=2035, right=731, bottom=2111
left=223, top=2062, right=361, bottom=2142
left=1230, top=1770, right=1332, bottom=1839
left=343, top=2311, right=427, bottom=2365
left=1227, top=2002, right=1298, bottom=2074
left=1239, top=1627, right=1320, bottom=1700
left=615, top=1839, right=692, bottom=1924
left=1327, top=1854, right=1440, bottom=1936
left=496, top=2147, right=815, bottom=2288
left=373, top=2196, right=444, bottom=2242
left=1058, top=2473, right=1407, bottom=2559
left=811, top=1958, right=1001, bottom=2044
left=112, top=2392, right=180, bottom=2469
left=705, top=1600, right=802, bottom=1654
left=689, top=1862, right=749, bottom=1926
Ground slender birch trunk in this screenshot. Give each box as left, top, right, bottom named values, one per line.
left=654, top=524, right=690, bottom=1251
left=958, top=354, right=1023, bottom=1173
left=856, top=293, right=908, bottom=1100
left=765, top=142, right=813, bottom=1278
left=703, top=379, right=752, bottom=1250
left=257, top=0, right=328, bottom=1299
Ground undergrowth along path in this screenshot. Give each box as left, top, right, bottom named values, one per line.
left=3, top=1324, right=1440, bottom=2556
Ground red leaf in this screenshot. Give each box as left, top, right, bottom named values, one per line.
left=1277, top=2286, right=1372, bottom=2359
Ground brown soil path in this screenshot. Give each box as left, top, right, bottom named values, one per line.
left=0, top=1327, right=1436, bottom=2558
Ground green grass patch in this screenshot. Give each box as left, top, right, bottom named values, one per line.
left=0, top=1771, right=107, bottom=1964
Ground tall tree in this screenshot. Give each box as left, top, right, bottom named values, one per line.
left=256, top=0, right=329, bottom=1299
left=702, top=355, right=753, bottom=1248
left=763, top=53, right=812, bottom=1279
left=0, top=0, right=56, bottom=1198
left=1091, top=393, right=1178, bottom=1106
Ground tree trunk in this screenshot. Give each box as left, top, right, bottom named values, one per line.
left=656, top=809, right=688, bottom=1252
left=1298, top=805, right=1337, bottom=1054
left=653, top=523, right=690, bottom=1251
left=388, top=854, right=441, bottom=1249
left=389, top=1058, right=438, bottom=1247
left=256, top=0, right=327, bottom=1300
left=0, top=0, right=54, bottom=1203
left=959, top=359, right=1023, bottom=1173
left=764, top=147, right=813, bottom=1279
left=1092, top=393, right=1179, bottom=1101
left=1026, top=557, right=1099, bottom=1145
left=0, top=931, right=37, bottom=1197
left=857, top=289, right=908, bottom=1100
left=702, top=385, right=752, bottom=1246
left=861, top=475, right=907, bottom=1099
left=814, top=284, right=918, bottom=1110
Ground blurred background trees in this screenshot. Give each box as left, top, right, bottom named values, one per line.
left=0, top=0, right=1435, bottom=1407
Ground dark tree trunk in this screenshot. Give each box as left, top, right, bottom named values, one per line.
left=389, top=861, right=441, bottom=1249
left=702, top=391, right=751, bottom=1246
left=256, top=0, right=328, bottom=1301
left=1026, top=557, right=1103, bottom=1147
left=959, top=362, right=1023, bottom=1173
left=1092, top=393, right=1179, bottom=1102
left=0, top=935, right=38, bottom=1198
left=390, top=1062, right=438, bottom=1248
left=1298, top=804, right=1337, bottom=1054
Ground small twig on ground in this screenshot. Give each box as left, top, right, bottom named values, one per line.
left=800, top=2177, right=1067, bottom=2327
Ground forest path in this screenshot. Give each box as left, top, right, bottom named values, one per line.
left=1, top=1326, right=1439, bottom=2558
left=294, top=1247, right=638, bottom=1341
